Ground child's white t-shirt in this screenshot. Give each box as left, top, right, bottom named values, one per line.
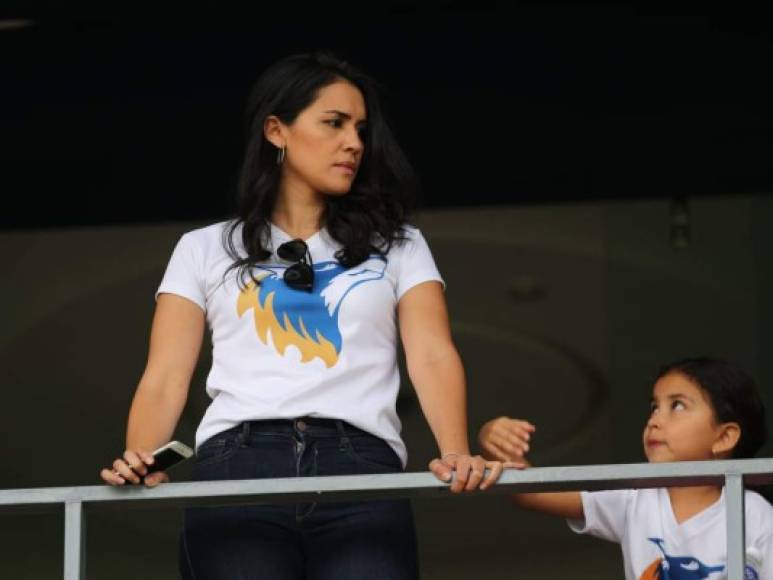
left=156, top=221, right=444, bottom=466
left=568, top=487, right=773, bottom=579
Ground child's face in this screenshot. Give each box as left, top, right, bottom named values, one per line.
left=642, top=371, right=725, bottom=463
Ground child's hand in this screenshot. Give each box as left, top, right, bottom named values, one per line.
left=478, top=416, right=536, bottom=462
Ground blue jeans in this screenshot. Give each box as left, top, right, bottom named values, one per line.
left=179, top=418, right=419, bottom=580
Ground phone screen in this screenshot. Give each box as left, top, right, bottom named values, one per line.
left=147, top=447, right=187, bottom=474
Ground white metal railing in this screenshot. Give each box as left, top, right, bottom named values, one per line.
left=1, top=457, right=772, bottom=580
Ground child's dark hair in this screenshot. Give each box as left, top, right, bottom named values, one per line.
left=656, top=357, right=767, bottom=459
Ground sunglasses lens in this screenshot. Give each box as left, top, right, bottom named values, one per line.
left=284, top=263, right=313, bottom=291
left=277, top=239, right=313, bottom=291
left=277, top=240, right=307, bottom=262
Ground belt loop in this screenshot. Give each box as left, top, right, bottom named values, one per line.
left=335, top=419, right=349, bottom=448
left=240, top=421, right=250, bottom=445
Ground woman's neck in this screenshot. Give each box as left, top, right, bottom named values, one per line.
left=667, top=485, right=723, bottom=524
left=272, top=185, right=325, bottom=240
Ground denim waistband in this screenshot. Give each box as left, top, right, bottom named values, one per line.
left=234, top=417, right=373, bottom=440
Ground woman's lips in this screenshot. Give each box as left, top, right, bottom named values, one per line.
left=334, top=163, right=356, bottom=174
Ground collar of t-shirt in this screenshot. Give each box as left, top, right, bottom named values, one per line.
left=659, top=487, right=725, bottom=544
left=269, top=222, right=333, bottom=259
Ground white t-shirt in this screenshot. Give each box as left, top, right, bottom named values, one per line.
left=156, top=221, right=444, bottom=466
left=568, top=487, right=773, bottom=580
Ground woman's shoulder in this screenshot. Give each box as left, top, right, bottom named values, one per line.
left=176, top=220, right=237, bottom=248
left=165, top=221, right=240, bottom=267
left=181, top=220, right=232, bottom=239
left=382, top=223, right=427, bottom=251
left=399, top=223, right=423, bottom=239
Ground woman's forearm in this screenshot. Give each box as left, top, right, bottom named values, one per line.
left=409, top=345, right=470, bottom=456
left=126, top=374, right=189, bottom=452
left=125, top=294, right=204, bottom=452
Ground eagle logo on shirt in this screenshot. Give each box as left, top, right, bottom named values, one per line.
left=639, top=537, right=738, bottom=580
left=236, top=257, right=387, bottom=368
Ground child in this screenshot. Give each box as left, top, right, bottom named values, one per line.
left=479, top=357, right=772, bottom=579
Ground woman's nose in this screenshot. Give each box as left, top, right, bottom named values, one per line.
left=344, top=127, right=363, bottom=153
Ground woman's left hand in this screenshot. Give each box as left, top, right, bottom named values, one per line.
left=429, top=453, right=522, bottom=493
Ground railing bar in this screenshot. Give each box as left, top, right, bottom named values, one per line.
left=64, top=501, right=85, bottom=580
left=1, top=458, right=772, bottom=508
left=0, top=462, right=766, bottom=579
left=725, top=473, right=745, bottom=580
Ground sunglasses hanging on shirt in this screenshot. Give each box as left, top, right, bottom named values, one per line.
left=277, top=239, right=314, bottom=291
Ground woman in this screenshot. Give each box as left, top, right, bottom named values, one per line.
left=100, top=51, right=505, bottom=579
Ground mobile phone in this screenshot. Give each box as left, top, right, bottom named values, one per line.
left=146, top=440, right=194, bottom=474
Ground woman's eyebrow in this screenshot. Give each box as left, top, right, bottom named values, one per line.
left=323, top=109, right=367, bottom=124
left=323, top=109, right=351, bottom=118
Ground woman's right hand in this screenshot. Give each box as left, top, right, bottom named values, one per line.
left=478, top=416, right=536, bottom=462
left=100, top=449, right=169, bottom=488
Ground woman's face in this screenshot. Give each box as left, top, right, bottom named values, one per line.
left=272, top=80, right=366, bottom=199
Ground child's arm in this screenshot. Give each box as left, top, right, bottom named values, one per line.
left=478, top=416, right=585, bottom=520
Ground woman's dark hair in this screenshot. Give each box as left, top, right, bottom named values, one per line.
left=223, top=51, right=417, bottom=281
left=656, top=357, right=767, bottom=458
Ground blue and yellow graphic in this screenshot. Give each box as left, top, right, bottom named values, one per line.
left=237, top=257, right=387, bottom=368
left=640, top=537, right=732, bottom=580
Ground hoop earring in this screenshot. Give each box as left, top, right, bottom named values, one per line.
left=276, top=146, right=286, bottom=166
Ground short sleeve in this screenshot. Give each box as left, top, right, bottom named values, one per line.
left=753, top=531, right=773, bottom=580
left=156, top=233, right=206, bottom=310
left=393, top=228, right=444, bottom=301
left=567, top=489, right=632, bottom=543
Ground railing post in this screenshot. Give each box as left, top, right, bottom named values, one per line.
left=725, top=473, right=745, bottom=580
left=64, top=500, right=85, bottom=580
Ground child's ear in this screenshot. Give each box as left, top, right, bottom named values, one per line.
left=712, top=422, right=741, bottom=457
left=264, top=115, right=285, bottom=149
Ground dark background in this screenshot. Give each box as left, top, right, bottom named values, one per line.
left=1, top=5, right=772, bottom=578
left=2, top=2, right=771, bottom=230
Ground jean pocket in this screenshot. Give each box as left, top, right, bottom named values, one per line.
left=344, top=435, right=402, bottom=473
left=194, top=433, right=238, bottom=470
